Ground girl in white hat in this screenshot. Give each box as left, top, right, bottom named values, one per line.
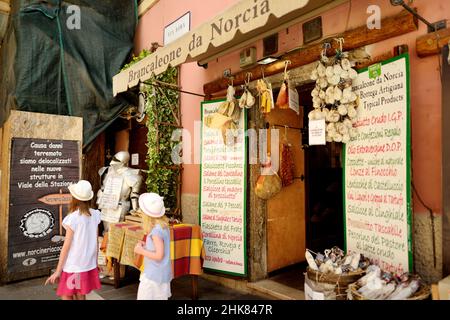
left=134, top=193, right=173, bottom=300
left=45, top=180, right=102, bottom=300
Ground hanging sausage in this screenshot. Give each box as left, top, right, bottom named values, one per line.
left=276, top=80, right=289, bottom=109
left=279, top=127, right=295, bottom=187
left=276, top=61, right=291, bottom=109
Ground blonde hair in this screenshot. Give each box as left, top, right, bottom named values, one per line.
left=141, top=210, right=169, bottom=234
left=69, top=197, right=91, bottom=216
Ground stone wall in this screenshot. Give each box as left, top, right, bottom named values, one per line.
left=181, top=193, right=199, bottom=224
left=413, top=213, right=442, bottom=283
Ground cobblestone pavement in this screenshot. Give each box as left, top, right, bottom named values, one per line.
left=0, top=275, right=269, bottom=300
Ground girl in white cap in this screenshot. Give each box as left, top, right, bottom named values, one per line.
left=134, top=193, right=173, bottom=300
left=45, top=180, right=102, bottom=300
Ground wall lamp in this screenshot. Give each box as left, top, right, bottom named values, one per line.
left=257, top=56, right=280, bottom=65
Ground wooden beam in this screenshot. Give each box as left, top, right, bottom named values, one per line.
left=247, top=106, right=268, bottom=281
left=355, top=51, right=395, bottom=70
left=416, top=27, right=450, bottom=58
left=204, top=10, right=418, bottom=95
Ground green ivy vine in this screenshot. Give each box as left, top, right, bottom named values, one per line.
left=143, top=67, right=180, bottom=214
left=121, top=49, right=152, bottom=71
left=120, top=50, right=181, bottom=215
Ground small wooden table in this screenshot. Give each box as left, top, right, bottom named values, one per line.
left=105, top=223, right=205, bottom=300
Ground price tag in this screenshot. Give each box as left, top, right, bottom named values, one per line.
left=288, top=83, right=300, bottom=115
left=308, top=119, right=326, bottom=145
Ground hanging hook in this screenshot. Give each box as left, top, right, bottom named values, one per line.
left=260, top=66, right=266, bottom=80
left=227, top=76, right=234, bottom=87
left=283, top=60, right=291, bottom=80
left=321, top=42, right=331, bottom=61
left=334, top=37, right=345, bottom=53
left=245, top=72, right=252, bottom=86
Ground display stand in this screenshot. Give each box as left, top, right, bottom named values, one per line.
left=105, top=222, right=204, bottom=300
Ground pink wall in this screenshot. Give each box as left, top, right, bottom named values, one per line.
left=135, top=0, right=448, bottom=214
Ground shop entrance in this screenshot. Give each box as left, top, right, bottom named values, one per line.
left=300, top=85, right=344, bottom=253
left=265, top=82, right=344, bottom=290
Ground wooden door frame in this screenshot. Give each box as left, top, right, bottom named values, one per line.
left=442, top=45, right=450, bottom=277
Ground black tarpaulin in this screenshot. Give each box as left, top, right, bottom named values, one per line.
left=0, top=0, right=137, bottom=147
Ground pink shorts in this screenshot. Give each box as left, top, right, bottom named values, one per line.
left=56, top=268, right=101, bottom=297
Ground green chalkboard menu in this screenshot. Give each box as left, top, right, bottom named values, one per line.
left=8, top=138, right=80, bottom=275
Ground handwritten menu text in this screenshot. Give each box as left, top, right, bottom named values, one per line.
left=345, top=55, right=412, bottom=275
left=200, top=101, right=247, bottom=276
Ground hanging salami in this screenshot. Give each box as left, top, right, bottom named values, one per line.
left=279, top=142, right=295, bottom=187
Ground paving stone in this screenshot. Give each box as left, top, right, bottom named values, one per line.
left=0, top=275, right=267, bottom=300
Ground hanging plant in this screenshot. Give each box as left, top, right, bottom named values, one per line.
left=309, top=39, right=359, bottom=144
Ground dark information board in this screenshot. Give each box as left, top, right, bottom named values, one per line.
left=8, top=138, right=80, bottom=274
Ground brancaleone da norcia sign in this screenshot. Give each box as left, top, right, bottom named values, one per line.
left=112, top=0, right=310, bottom=95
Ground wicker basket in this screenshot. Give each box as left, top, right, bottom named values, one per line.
left=347, top=282, right=431, bottom=300
left=306, top=267, right=366, bottom=300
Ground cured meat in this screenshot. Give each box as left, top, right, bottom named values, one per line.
left=276, top=81, right=289, bottom=109
left=279, top=143, right=295, bottom=187
left=255, top=155, right=282, bottom=200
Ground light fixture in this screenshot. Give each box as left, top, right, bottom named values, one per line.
left=390, top=0, right=439, bottom=32
left=257, top=56, right=279, bottom=65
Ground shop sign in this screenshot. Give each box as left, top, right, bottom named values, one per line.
left=8, top=138, right=80, bottom=274
left=113, top=0, right=309, bottom=95
left=344, top=54, right=412, bottom=275
left=131, top=153, right=139, bottom=166
left=164, top=12, right=191, bottom=46
left=199, top=100, right=247, bottom=276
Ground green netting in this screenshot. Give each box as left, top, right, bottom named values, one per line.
left=0, top=0, right=137, bottom=147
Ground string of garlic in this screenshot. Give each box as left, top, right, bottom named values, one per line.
left=309, top=55, right=360, bottom=144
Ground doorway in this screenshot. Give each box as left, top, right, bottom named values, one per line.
left=265, top=82, right=344, bottom=291
left=300, top=84, right=344, bottom=253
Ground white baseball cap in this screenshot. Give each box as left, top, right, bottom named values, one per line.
left=139, top=193, right=166, bottom=218
left=68, top=180, right=94, bottom=201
